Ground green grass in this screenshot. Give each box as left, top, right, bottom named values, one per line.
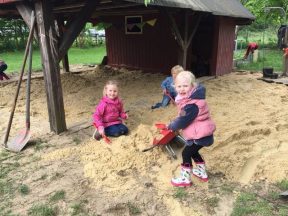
left=173, top=187, right=188, bottom=199
left=0, top=180, right=14, bottom=197
left=231, top=192, right=274, bottom=216
left=49, top=190, right=65, bottom=202
left=0, top=162, right=20, bottom=179
left=234, top=48, right=284, bottom=72
left=70, top=200, right=88, bottom=215
left=73, top=137, right=81, bottom=145
left=127, top=202, right=141, bottom=215
left=1, top=45, right=106, bottom=73
left=28, top=203, right=57, bottom=216
left=276, top=179, right=288, bottom=191
left=18, top=184, right=30, bottom=195
left=206, top=197, right=220, bottom=208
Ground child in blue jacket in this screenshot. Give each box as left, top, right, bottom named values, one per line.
left=151, top=65, right=183, bottom=109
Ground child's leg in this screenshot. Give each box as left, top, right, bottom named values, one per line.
left=161, top=94, right=170, bottom=107
left=1, top=72, right=9, bottom=80
left=105, top=124, right=128, bottom=137
left=151, top=102, right=162, bottom=109
left=0, top=64, right=9, bottom=80
left=182, top=144, right=204, bottom=165
left=117, top=123, right=128, bottom=135
left=187, top=145, right=208, bottom=182
left=171, top=145, right=203, bottom=187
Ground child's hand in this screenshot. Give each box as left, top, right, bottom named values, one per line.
left=98, top=126, right=105, bottom=136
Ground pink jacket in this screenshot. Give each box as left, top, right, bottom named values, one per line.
left=93, top=96, right=127, bottom=128
left=177, top=98, right=216, bottom=140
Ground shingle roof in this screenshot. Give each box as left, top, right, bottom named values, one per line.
left=126, top=0, right=255, bottom=20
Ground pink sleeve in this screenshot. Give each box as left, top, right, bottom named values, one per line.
left=119, top=100, right=128, bottom=119
left=92, top=101, right=106, bottom=127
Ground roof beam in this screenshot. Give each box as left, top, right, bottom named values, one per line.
left=16, top=2, right=39, bottom=40
left=58, top=0, right=100, bottom=61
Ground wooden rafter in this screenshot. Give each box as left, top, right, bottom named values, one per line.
left=58, top=0, right=100, bottom=62
left=166, top=9, right=203, bottom=69
left=16, top=3, right=39, bottom=40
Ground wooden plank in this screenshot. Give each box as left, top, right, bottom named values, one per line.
left=16, top=3, right=39, bottom=40
left=35, top=0, right=66, bottom=134
left=62, top=54, right=70, bottom=72
left=57, top=17, right=70, bottom=72
left=58, top=0, right=99, bottom=61
left=182, top=11, right=189, bottom=69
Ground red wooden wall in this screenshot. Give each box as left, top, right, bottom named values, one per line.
left=105, top=13, right=178, bottom=74
left=211, top=17, right=236, bottom=76
left=103, top=13, right=236, bottom=76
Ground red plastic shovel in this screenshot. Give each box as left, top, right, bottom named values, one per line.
left=93, top=123, right=111, bottom=144
left=142, top=123, right=176, bottom=152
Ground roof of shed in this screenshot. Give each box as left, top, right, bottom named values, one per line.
left=126, top=0, right=255, bottom=20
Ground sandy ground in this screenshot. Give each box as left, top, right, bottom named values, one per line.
left=0, top=66, right=288, bottom=215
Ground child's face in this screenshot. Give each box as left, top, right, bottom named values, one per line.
left=175, top=76, right=193, bottom=98
left=105, top=84, right=118, bottom=99
left=171, top=71, right=177, bottom=80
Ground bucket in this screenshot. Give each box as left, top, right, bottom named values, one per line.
left=263, top=67, right=273, bottom=77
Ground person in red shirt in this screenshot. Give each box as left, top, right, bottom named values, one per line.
left=243, top=42, right=258, bottom=59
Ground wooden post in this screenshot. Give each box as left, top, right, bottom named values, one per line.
left=282, top=27, right=288, bottom=76
left=35, top=0, right=66, bottom=133
left=57, top=17, right=70, bottom=72
left=182, top=11, right=189, bottom=69
left=62, top=54, right=70, bottom=73
left=167, top=9, right=202, bottom=70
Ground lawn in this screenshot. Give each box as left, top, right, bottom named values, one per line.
left=1, top=45, right=106, bottom=73
left=234, top=48, right=284, bottom=72
left=1, top=43, right=285, bottom=74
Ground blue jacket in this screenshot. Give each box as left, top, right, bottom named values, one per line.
left=161, top=76, right=177, bottom=97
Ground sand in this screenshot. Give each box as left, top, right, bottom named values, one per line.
left=0, top=66, right=287, bottom=215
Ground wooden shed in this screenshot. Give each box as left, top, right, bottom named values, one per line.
left=0, top=0, right=254, bottom=134
left=94, top=0, right=255, bottom=76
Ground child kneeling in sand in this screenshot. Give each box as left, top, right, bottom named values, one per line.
left=167, top=71, right=216, bottom=187
left=151, top=65, right=184, bottom=109
left=92, top=80, right=128, bottom=140
left=0, top=59, right=10, bottom=81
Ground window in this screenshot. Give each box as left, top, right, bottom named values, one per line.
left=125, top=16, right=142, bottom=34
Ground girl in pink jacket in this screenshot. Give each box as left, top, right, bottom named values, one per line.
left=92, top=80, right=128, bottom=140
left=0, top=60, right=10, bottom=80
left=168, top=71, right=216, bottom=187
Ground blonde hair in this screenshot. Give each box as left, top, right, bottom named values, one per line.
left=171, top=65, right=184, bottom=75
left=103, top=80, right=119, bottom=96
left=175, top=71, right=197, bottom=86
